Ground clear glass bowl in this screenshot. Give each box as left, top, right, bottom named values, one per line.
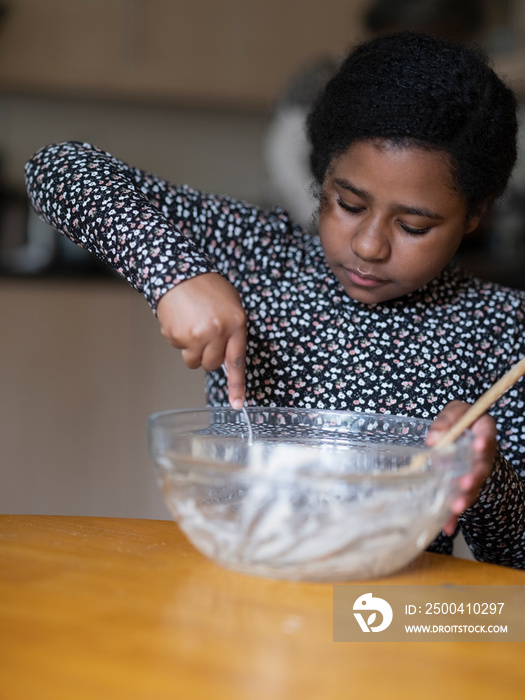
left=148, top=407, right=473, bottom=581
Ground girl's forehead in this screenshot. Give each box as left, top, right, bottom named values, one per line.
left=332, top=139, right=455, bottom=183
left=329, top=139, right=465, bottom=210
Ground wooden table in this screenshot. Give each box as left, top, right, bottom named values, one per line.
left=1, top=515, right=524, bottom=700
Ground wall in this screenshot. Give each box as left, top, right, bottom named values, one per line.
left=0, top=280, right=206, bottom=520
left=0, top=93, right=271, bottom=204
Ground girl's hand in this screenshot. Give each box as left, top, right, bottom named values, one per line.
left=425, top=400, right=498, bottom=535
left=156, top=273, right=247, bottom=409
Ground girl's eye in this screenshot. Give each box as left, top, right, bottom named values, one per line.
left=336, top=197, right=432, bottom=234
left=337, top=198, right=364, bottom=214
left=399, top=221, right=431, bottom=235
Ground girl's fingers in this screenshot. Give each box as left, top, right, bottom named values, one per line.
left=442, top=513, right=459, bottom=536
left=425, top=400, right=469, bottom=445
left=428, top=401, right=498, bottom=538
left=224, top=331, right=247, bottom=410
left=180, top=326, right=246, bottom=410
left=200, top=341, right=229, bottom=373
left=181, top=347, right=205, bottom=369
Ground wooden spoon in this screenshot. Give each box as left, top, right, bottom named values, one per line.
left=408, top=356, right=525, bottom=471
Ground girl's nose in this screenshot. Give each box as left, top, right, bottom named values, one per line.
left=351, top=218, right=391, bottom=261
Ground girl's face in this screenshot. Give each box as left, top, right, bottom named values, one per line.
left=318, top=139, right=482, bottom=304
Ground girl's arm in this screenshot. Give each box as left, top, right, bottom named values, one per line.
left=25, top=141, right=248, bottom=405
left=24, top=141, right=222, bottom=312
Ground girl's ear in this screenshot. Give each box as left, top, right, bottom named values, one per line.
left=465, top=216, right=482, bottom=235
left=465, top=201, right=489, bottom=235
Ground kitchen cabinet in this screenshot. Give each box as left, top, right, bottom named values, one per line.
left=1, top=1, right=524, bottom=107
left=0, top=279, right=205, bottom=518
left=0, top=0, right=370, bottom=108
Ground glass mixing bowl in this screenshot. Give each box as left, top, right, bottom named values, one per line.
left=148, top=407, right=473, bottom=581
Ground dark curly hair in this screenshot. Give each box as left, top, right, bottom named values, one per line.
left=306, top=32, right=517, bottom=216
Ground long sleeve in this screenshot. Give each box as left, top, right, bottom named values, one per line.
left=460, top=452, right=525, bottom=567
left=25, top=141, right=220, bottom=311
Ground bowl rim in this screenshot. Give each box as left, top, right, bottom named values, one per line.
left=149, top=405, right=436, bottom=422
left=148, top=406, right=474, bottom=484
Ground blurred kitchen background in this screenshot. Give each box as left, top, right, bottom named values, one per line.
left=1, top=1, right=524, bottom=536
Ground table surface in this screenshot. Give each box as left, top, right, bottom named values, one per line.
left=1, top=514, right=524, bottom=700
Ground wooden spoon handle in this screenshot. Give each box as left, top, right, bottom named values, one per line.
left=434, top=356, right=525, bottom=448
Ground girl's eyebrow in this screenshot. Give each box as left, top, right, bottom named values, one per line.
left=334, top=177, right=444, bottom=220
left=334, top=177, right=369, bottom=200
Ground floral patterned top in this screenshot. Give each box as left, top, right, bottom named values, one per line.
left=25, top=141, right=525, bottom=568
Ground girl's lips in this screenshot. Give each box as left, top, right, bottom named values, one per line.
left=345, top=268, right=388, bottom=288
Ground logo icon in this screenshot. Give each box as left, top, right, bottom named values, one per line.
left=353, top=593, right=393, bottom=632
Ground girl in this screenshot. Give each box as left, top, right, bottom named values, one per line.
left=25, top=32, right=525, bottom=567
